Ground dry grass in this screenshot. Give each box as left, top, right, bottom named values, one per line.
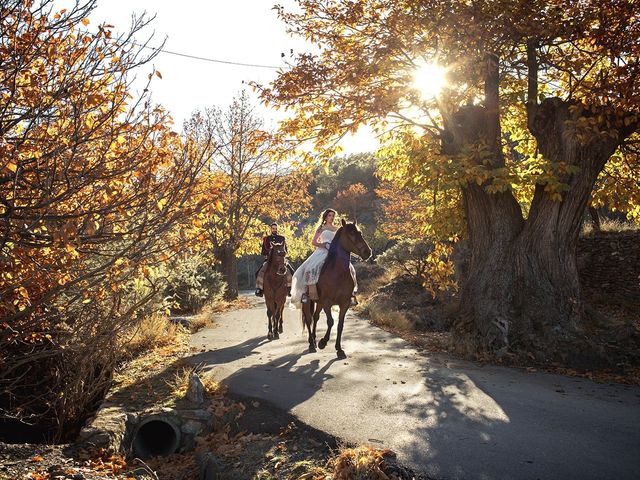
left=123, top=313, right=186, bottom=358
left=167, top=365, right=228, bottom=398
left=330, top=445, right=396, bottom=480
left=581, top=218, right=639, bottom=236
left=363, top=300, right=414, bottom=332
left=358, top=268, right=396, bottom=297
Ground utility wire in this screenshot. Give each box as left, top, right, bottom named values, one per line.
left=134, top=42, right=283, bottom=70
left=79, top=28, right=283, bottom=69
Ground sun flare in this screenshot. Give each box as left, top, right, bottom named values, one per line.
left=413, top=62, right=448, bottom=99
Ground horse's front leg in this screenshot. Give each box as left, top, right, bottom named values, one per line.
left=272, top=310, right=280, bottom=340
left=267, top=307, right=273, bottom=340
left=318, top=306, right=333, bottom=350
left=334, top=303, right=348, bottom=359
left=278, top=299, right=284, bottom=334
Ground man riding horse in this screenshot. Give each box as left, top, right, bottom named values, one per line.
left=255, top=223, right=294, bottom=297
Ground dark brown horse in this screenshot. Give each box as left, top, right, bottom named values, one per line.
left=303, top=220, right=372, bottom=358
left=263, top=241, right=288, bottom=339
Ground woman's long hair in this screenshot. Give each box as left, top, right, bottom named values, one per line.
left=317, top=208, right=337, bottom=230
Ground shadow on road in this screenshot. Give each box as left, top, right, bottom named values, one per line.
left=189, top=336, right=269, bottom=367
left=187, top=307, right=640, bottom=480
left=397, top=361, right=640, bottom=480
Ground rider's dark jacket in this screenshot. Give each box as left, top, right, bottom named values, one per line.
left=261, top=234, right=287, bottom=257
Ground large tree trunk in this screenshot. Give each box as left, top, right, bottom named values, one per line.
left=217, top=245, right=239, bottom=300
left=444, top=56, right=634, bottom=365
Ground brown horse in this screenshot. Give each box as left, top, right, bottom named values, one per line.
left=303, top=219, right=372, bottom=358
left=263, top=241, right=288, bottom=339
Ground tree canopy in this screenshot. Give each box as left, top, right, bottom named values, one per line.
left=259, top=0, right=640, bottom=362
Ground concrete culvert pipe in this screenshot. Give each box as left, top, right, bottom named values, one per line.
left=132, top=417, right=181, bottom=458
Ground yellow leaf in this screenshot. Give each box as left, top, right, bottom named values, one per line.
left=6, top=161, right=17, bottom=172
left=157, top=198, right=167, bottom=211
left=81, top=18, right=90, bottom=26
left=116, top=135, right=126, bottom=144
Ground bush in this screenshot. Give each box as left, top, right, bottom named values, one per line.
left=163, top=256, right=227, bottom=314
left=377, top=239, right=457, bottom=297
left=377, top=240, right=434, bottom=283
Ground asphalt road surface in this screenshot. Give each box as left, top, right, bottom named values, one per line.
left=188, top=294, right=640, bottom=480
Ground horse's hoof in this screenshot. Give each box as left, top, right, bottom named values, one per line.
left=336, top=349, right=347, bottom=359
left=267, top=332, right=273, bottom=340
left=273, top=332, right=279, bottom=340
left=308, top=344, right=317, bottom=353
left=278, top=326, right=283, bottom=334
left=318, top=339, right=327, bottom=350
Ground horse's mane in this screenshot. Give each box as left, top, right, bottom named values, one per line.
left=320, top=227, right=344, bottom=275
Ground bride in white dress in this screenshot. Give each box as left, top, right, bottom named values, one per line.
left=290, top=209, right=357, bottom=307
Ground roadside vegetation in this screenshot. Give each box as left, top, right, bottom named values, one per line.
left=2, top=0, right=640, bottom=478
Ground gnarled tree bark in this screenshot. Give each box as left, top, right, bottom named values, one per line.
left=443, top=53, right=637, bottom=365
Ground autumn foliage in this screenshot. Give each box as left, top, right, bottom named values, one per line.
left=260, top=0, right=640, bottom=363
left=0, top=0, right=213, bottom=437
left=185, top=91, right=310, bottom=298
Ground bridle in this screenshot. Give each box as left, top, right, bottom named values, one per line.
left=340, top=226, right=369, bottom=260
left=270, top=242, right=287, bottom=276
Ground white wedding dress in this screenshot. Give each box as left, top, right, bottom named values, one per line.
left=290, top=228, right=357, bottom=308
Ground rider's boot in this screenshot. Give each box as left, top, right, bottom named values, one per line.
left=255, top=288, right=263, bottom=297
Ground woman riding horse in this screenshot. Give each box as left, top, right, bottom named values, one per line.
left=302, top=219, right=372, bottom=358
left=290, top=209, right=359, bottom=307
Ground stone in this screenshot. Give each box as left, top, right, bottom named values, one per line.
left=77, top=406, right=129, bottom=452
left=186, top=373, right=205, bottom=405
left=180, top=409, right=213, bottom=421
left=181, top=420, right=203, bottom=435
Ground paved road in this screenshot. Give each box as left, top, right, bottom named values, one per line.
left=188, top=295, right=640, bottom=480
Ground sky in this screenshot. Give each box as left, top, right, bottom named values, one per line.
left=84, top=0, right=379, bottom=154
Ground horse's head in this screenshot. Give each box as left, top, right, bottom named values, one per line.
left=269, top=241, right=287, bottom=275
left=339, top=219, right=372, bottom=260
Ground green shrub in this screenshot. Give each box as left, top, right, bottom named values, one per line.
left=163, top=256, right=227, bottom=314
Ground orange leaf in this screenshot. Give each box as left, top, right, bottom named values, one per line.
left=31, top=455, right=45, bottom=462
left=155, top=70, right=163, bottom=79
left=81, top=18, right=90, bottom=26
